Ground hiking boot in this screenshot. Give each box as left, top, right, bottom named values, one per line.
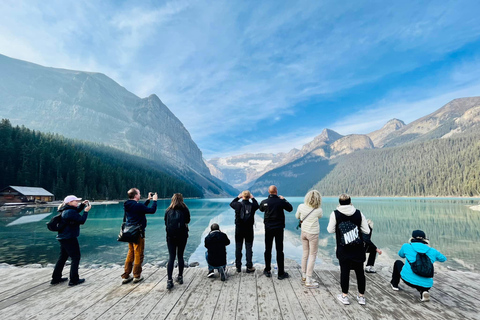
left=421, top=291, right=430, bottom=302
left=263, top=269, right=271, bottom=278
left=133, top=276, right=144, bottom=283
left=278, top=272, right=290, bottom=280
left=50, top=277, right=68, bottom=285
left=236, top=267, right=241, bottom=273
left=357, top=295, right=366, bottom=305
left=68, top=279, right=85, bottom=287
left=176, top=275, right=183, bottom=284
left=390, top=282, right=399, bottom=291
left=337, top=294, right=350, bottom=305
left=219, top=268, right=226, bottom=281
left=122, top=276, right=133, bottom=284
left=365, top=266, right=376, bottom=273
left=166, top=279, right=174, bottom=290
left=207, top=270, right=215, bottom=278
left=246, top=267, right=256, bottom=273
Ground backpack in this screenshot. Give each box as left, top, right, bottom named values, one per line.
left=240, top=202, right=253, bottom=223
left=407, top=245, right=434, bottom=277
left=335, top=210, right=363, bottom=246
left=46, top=213, right=66, bottom=232
left=166, top=209, right=186, bottom=235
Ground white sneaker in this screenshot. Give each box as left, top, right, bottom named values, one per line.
left=421, top=291, right=430, bottom=302
left=365, top=266, right=376, bottom=273
left=357, top=295, right=366, bottom=305
left=337, top=294, right=350, bottom=305
left=305, top=281, right=319, bottom=288
left=133, top=276, right=144, bottom=283
left=390, top=283, right=399, bottom=291
left=122, top=276, right=133, bottom=284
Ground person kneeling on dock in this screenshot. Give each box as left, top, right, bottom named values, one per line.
left=390, top=230, right=446, bottom=302
left=205, top=223, right=230, bottom=281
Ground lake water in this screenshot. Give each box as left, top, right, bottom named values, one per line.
left=0, top=197, right=479, bottom=272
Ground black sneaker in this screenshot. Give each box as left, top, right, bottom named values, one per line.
left=207, top=270, right=215, bottom=278
left=246, top=267, right=256, bottom=273
left=236, top=267, right=241, bottom=273
left=220, top=268, right=226, bottom=281
left=68, top=279, right=85, bottom=286
left=176, top=275, right=183, bottom=284
left=263, top=269, right=272, bottom=278
left=50, top=277, right=68, bottom=285
left=166, top=279, right=174, bottom=290
left=278, top=272, right=290, bottom=280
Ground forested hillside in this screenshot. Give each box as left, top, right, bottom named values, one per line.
left=313, top=129, right=480, bottom=196
left=0, top=119, right=202, bottom=200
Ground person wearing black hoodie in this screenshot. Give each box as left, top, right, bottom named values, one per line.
left=230, top=190, right=259, bottom=273
left=259, top=185, right=293, bottom=280
left=121, top=188, right=157, bottom=284
left=52, top=195, right=91, bottom=286
left=205, top=223, right=230, bottom=281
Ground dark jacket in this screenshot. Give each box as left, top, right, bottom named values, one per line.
left=164, top=207, right=190, bottom=239
left=230, top=197, right=259, bottom=226
left=124, top=199, right=157, bottom=230
left=57, top=204, right=88, bottom=240
left=259, top=194, right=293, bottom=230
left=205, top=230, right=230, bottom=267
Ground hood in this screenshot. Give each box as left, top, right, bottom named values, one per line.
left=336, top=204, right=356, bottom=215
left=124, top=200, right=137, bottom=210
left=409, top=242, right=431, bottom=253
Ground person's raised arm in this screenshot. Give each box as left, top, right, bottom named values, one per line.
left=251, top=197, right=259, bottom=211
left=326, top=212, right=336, bottom=233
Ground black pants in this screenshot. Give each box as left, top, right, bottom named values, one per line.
left=366, top=246, right=377, bottom=266
left=235, top=225, right=254, bottom=269
left=339, top=260, right=365, bottom=295
left=391, top=260, right=430, bottom=293
left=264, top=228, right=285, bottom=275
left=167, top=236, right=187, bottom=280
left=52, top=238, right=81, bottom=282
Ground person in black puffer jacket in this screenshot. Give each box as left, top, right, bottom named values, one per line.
left=205, top=223, right=230, bottom=281
left=51, top=195, right=91, bottom=286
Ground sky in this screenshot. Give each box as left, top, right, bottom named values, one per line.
left=1, top=0, right=480, bottom=159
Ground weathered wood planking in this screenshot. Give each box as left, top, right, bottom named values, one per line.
left=255, top=268, right=283, bottom=320
left=235, top=268, right=258, bottom=320
left=210, top=267, right=241, bottom=320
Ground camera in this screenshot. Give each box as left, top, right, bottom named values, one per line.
left=84, top=200, right=90, bottom=206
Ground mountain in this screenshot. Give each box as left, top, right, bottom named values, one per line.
left=0, top=54, right=235, bottom=197
left=367, top=118, right=406, bottom=147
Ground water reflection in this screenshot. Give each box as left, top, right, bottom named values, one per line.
left=0, top=197, right=478, bottom=272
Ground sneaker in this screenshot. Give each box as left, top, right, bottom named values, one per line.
left=357, top=295, right=366, bottom=305
left=175, top=275, right=183, bottom=284
left=278, top=272, right=290, bottom=280
left=302, top=277, right=306, bottom=282
left=365, top=266, right=376, bottom=273
left=421, top=291, right=430, bottom=302
left=305, top=281, right=319, bottom=288
left=50, top=277, right=68, bottom=285
left=236, top=267, right=242, bottom=273
left=390, top=283, right=399, bottom=291
left=246, top=267, right=256, bottom=273
left=68, top=279, right=85, bottom=286
left=207, top=270, right=215, bottom=278
left=337, top=294, right=350, bottom=305
left=166, top=279, right=174, bottom=290
left=263, top=269, right=272, bottom=278
left=133, top=276, right=144, bottom=283
left=219, top=268, right=226, bottom=281
left=122, top=276, right=133, bottom=284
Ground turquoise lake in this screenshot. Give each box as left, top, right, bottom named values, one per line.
left=0, top=197, right=479, bottom=272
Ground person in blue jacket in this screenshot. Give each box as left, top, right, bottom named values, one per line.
left=390, top=230, right=447, bottom=301
left=51, top=195, right=91, bottom=286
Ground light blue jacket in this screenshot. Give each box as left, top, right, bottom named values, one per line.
left=399, top=242, right=447, bottom=288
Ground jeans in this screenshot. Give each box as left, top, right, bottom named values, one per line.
left=122, top=237, right=145, bottom=279
left=52, top=238, right=81, bottom=282
left=235, top=225, right=254, bottom=269
left=167, top=236, right=187, bottom=280
left=391, top=260, right=430, bottom=293
left=264, top=228, right=285, bottom=275
left=339, top=260, right=366, bottom=295
left=205, top=252, right=226, bottom=272
left=301, top=231, right=319, bottom=277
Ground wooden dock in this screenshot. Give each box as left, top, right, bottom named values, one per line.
left=0, top=261, right=478, bottom=320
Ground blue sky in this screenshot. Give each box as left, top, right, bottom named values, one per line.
left=2, top=0, right=480, bottom=159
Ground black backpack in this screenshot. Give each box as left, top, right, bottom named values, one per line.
left=240, top=202, right=253, bottom=223
left=166, top=209, right=186, bottom=235
left=407, top=245, right=434, bottom=277
left=46, top=213, right=66, bottom=232
left=335, top=210, right=363, bottom=246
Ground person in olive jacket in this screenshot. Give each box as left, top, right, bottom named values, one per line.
left=259, top=185, right=293, bottom=280
left=51, top=195, right=91, bottom=286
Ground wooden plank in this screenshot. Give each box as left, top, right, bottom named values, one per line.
left=436, top=270, right=479, bottom=299
left=211, top=267, right=241, bottom=320
left=235, top=267, right=258, bottom=320
left=255, top=268, right=283, bottom=320
left=72, top=267, right=158, bottom=320
left=270, top=267, right=307, bottom=320
left=0, top=268, right=57, bottom=298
